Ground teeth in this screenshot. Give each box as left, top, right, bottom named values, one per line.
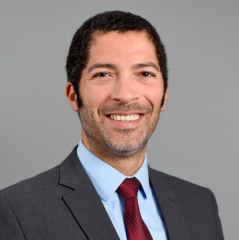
left=110, top=114, right=141, bottom=122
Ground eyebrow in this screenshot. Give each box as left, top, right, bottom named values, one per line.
left=87, top=62, right=160, bottom=74
left=133, top=62, right=160, bottom=72
left=88, top=63, right=116, bottom=73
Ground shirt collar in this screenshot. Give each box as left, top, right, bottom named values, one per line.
left=77, top=140, right=150, bottom=202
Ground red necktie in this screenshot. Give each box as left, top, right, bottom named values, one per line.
left=117, top=178, right=153, bottom=240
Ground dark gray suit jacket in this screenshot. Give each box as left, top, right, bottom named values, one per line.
left=0, top=147, right=224, bottom=240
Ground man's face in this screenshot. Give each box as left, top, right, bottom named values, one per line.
left=78, top=31, right=166, bottom=156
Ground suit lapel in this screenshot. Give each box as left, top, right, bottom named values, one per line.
left=59, top=147, right=120, bottom=240
left=149, top=167, right=189, bottom=240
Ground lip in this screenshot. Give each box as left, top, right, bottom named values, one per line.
left=105, top=111, right=144, bottom=116
left=105, top=113, right=144, bottom=129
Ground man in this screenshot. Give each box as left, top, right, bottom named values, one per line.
left=0, top=11, right=224, bottom=240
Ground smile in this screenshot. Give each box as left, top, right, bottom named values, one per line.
left=109, top=114, right=140, bottom=122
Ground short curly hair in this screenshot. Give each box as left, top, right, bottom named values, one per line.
left=66, top=11, right=168, bottom=108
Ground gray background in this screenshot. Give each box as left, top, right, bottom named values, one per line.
left=1, top=0, right=238, bottom=239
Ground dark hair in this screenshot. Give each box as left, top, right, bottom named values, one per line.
left=66, top=11, right=168, bottom=108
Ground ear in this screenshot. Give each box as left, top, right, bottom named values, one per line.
left=65, top=82, right=79, bottom=112
left=160, top=88, right=168, bottom=112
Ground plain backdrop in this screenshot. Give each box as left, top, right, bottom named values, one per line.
left=1, top=0, right=238, bottom=239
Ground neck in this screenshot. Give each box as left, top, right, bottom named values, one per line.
left=82, top=133, right=147, bottom=176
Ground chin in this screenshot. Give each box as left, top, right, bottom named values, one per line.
left=103, top=137, right=148, bottom=157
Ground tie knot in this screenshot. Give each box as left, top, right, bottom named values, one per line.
left=117, top=178, right=140, bottom=200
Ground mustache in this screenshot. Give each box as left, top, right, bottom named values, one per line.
left=98, top=103, right=152, bottom=114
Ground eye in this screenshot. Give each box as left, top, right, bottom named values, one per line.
left=93, top=72, right=110, bottom=78
left=140, top=72, right=155, bottom=77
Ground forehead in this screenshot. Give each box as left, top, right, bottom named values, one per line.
left=87, top=31, right=158, bottom=66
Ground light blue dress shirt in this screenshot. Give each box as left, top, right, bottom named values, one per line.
left=77, top=140, right=167, bottom=240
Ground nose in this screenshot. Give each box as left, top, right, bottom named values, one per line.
left=111, top=74, right=140, bottom=104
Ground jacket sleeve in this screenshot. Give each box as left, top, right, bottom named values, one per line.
left=209, top=190, right=224, bottom=240
left=0, top=195, right=26, bottom=240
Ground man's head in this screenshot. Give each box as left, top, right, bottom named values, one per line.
left=66, top=11, right=168, bottom=109
left=66, top=11, right=168, bottom=159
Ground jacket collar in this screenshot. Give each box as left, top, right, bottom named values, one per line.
left=149, top=167, right=189, bottom=240
left=59, top=146, right=120, bottom=240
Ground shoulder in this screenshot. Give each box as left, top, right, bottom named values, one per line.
left=0, top=146, right=82, bottom=209
left=0, top=165, right=61, bottom=202
left=149, top=167, right=215, bottom=201
left=149, top=168, right=224, bottom=239
left=0, top=146, right=80, bottom=200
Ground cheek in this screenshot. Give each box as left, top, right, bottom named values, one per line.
left=144, top=84, right=164, bottom=110
left=80, top=83, right=111, bottom=108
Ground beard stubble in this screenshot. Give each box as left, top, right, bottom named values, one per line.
left=79, top=102, right=161, bottom=158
